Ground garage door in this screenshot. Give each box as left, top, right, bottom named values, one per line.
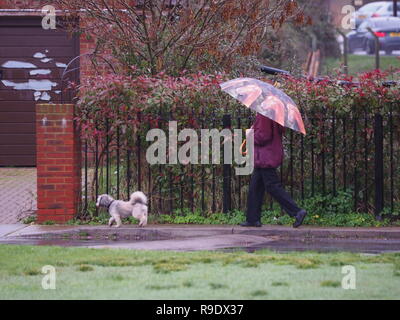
left=0, top=16, right=79, bottom=166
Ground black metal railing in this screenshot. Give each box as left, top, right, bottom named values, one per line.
left=80, top=108, right=399, bottom=218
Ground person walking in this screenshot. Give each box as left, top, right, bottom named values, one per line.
left=240, top=113, right=307, bottom=228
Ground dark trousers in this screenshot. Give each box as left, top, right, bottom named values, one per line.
left=246, top=167, right=301, bottom=222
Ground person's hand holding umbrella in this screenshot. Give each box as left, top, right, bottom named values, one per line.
left=239, top=125, right=254, bottom=156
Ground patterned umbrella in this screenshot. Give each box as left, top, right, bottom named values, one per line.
left=220, top=77, right=306, bottom=135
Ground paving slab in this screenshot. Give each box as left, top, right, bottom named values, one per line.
left=0, top=224, right=27, bottom=237
left=1, top=224, right=400, bottom=253
left=5, top=225, right=235, bottom=241
left=7, top=225, right=84, bottom=237
left=235, top=225, right=400, bottom=239
left=6, top=224, right=400, bottom=239
left=245, top=238, right=400, bottom=254
left=89, top=234, right=272, bottom=251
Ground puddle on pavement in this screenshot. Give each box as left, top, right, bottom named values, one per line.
left=1, top=236, right=400, bottom=253
left=0, top=238, right=123, bottom=247
left=223, top=238, right=400, bottom=254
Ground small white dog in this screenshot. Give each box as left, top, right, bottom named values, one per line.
left=96, top=191, right=148, bottom=227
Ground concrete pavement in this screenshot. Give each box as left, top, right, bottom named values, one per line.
left=0, top=168, right=37, bottom=224
left=1, top=224, right=400, bottom=253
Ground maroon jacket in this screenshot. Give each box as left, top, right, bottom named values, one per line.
left=253, top=114, right=284, bottom=168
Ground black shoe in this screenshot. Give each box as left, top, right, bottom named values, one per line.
left=240, top=221, right=262, bottom=227
left=293, top=210, right=307, bottom=228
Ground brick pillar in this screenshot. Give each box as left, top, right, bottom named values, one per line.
left=36, top=104, right=81, bottom=223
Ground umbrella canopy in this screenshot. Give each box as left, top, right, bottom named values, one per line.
left=220, top=77, right=306, bottom=135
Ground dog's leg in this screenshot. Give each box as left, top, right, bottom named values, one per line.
left=114, top=215, right=122, bottom=228
left=108, top=217, right=115, bottom=227
left=139, top=215, right=147, bottom=227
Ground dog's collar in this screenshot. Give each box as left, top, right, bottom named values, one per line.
left=107, top=200, right=115, bottom=210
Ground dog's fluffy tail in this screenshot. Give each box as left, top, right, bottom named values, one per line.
left=130, top=191, right=148, bottom=205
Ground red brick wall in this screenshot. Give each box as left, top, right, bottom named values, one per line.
left=36, top=104, right=81, bottom=223
left=79, top=34, right=97, bottom=79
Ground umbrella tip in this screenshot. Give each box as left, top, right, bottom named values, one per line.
left=260, top=66, right=290, bottom=75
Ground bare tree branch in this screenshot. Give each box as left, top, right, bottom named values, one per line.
left=50, top=0, right=304, bottom=74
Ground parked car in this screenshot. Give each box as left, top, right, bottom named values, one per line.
left=354, top=1, right=389, bottom=28
left=372, top=1, right=400, bottom=18
left=347, top=17, right=400, bottom=55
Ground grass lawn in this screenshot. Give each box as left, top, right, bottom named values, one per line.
left=323, top=54, right=400, bottom=76
left=0, top=245, right=399, bottom=299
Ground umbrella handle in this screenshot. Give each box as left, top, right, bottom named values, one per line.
left=240, top=139, right=247, bottom=156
